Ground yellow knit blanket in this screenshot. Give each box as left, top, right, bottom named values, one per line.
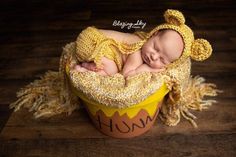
left=75, top=26, right=147, bottom=71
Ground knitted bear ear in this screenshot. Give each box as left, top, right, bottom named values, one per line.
left=164, top=9, right=185, bottom=26
left=191, top=39, right=212, bottom=61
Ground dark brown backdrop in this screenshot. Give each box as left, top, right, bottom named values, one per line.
left=0, top=0, right=235, bottom=156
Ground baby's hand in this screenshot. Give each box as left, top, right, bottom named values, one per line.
left=124, top=70, right=136, bottom=78
left=151, top=67, right=166, bottom=73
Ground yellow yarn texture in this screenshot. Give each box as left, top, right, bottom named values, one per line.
left=76, top=26, right=147, bottom=71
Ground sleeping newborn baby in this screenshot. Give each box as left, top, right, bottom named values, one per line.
left=72, top=27, right=184, bottom=77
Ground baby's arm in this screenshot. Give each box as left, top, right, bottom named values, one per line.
left=122, top=50, right=143, bottom=76
left=124, top=64, right=165, bottom=77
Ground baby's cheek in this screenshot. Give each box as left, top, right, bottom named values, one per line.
left=141, top=48, right=146, bottom=54
left=141, top=45, right=149, bottom=53
left=152, top=61, right=165, bottom=69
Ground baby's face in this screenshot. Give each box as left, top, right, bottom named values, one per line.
left=141, top=30, right=184, bottom=69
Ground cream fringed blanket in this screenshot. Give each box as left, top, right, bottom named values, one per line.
left=10, top=41, right=221, bottom=128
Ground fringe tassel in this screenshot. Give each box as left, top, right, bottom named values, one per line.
left=9, top=45, right=80, bottom=118
left=160, top=75, right=223, bottom=128
left=9, top=71, right=78, bottom=118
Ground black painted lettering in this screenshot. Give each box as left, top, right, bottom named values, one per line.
left=131, top=119, right=146, bottom=132
left=145, top=109, right=158, bottom=124
left=96, top=115, right=113, bottom=132
left=115, top=121, right=131, bottom=133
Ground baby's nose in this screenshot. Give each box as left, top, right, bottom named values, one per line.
left=151, top=53, right=159, bottom=61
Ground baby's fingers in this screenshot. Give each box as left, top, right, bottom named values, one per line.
left=160, top=68, right=166, bottom=71
left=156, top=67, right=166, bottom=72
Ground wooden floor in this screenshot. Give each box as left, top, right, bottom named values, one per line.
left=0, top=0, right=236, bottom=156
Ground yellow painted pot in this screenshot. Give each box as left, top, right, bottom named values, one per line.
left=66, top=65, right=169, bottom=138
left=78, top=83, right=169, bottom=138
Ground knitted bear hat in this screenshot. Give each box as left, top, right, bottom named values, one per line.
left=146, top=9, right=212, bottom=68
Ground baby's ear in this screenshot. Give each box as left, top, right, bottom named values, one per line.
left=164, top=9, right=185, bottom=26
left=191, top=39, right=212, bottom=61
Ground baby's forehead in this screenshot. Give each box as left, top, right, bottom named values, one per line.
left=157, top=29, right=182, bottom=39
